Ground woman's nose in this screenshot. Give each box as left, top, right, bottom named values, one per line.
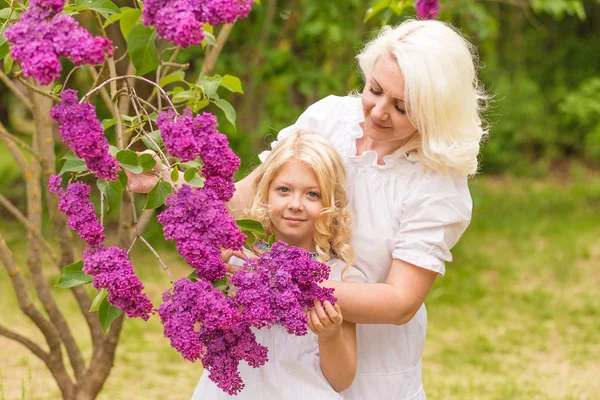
left=371, top=98, right=389, bottom=120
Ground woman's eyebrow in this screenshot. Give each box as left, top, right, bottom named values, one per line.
left=371, top=77, right=405, bottom=104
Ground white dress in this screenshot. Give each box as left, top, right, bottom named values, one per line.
left=258, top=96, right=473, bottom=400
left=191, top=257, right=367, bottom=400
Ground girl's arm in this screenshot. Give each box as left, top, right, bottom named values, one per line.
left=323, top=258, right=438, bottom=325
left=309, top=301, right=357, bottom=392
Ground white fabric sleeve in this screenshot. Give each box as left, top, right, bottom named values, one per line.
left=328, top=259, right=367, bottom=283
left=258, top=95, right=348, bottom=162
left=392, top=173, right=473, bottom=276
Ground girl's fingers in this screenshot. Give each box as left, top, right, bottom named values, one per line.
left=310, top=308, right=325, bottom=332
left=250, top=245, right=266, bottom=256
left=221, top=249, right=234, bottom=262
left=231, top=250, right=248, bottom=260
left=225, top=263, right=242, bottom=274
left=323, top=301, right=343, bottom=324
left=314, top=300, right=333, bottom=326
left=307, top=315, right=317, bottom=334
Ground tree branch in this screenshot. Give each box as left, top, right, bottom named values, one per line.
left=202, top=23, right=235, bottom=75
left=0, top=324, right=50, bottom=364
left=0, top=70, right=33, bottom=110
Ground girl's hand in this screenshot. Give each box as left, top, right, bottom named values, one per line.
left=307, top=300, right=343, bottom=341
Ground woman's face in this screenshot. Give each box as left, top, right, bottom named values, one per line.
left=267, top=159, right=323, bottom=252
left=361, top=53, right=417, bottom=148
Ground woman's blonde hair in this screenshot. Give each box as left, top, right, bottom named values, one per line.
left=247, top=130, right=355, bottom=270
left=357, top=19, right=490, bottom=176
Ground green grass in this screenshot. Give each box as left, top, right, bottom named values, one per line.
left=1, top=175, right=599, bottom=399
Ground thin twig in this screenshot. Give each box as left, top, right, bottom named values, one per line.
left=62, top=66, right=79, bottom=91
left=17, top=77, right=61, bottom=102
left=0, top=70, right=33, bottom=110
left=161, top=61, right=190, bottom=69
left=0, top=122, right=42, bottom=159
left=100, top=192, right=105, bottom=226
left=139, top=236, right=174, bottom=285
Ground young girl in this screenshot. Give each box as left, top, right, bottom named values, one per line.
left=191, top=130, right=366, bottom=399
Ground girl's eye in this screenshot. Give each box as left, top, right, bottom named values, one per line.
left=277, top=187, right=290, bottom=193
left=369, top=87, right=382, bottom=96
left=394, top=103, right=406, bottom=114
left=307, top=191, right=320, bottom=198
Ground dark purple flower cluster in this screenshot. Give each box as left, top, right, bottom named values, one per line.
left=156, top=108, right=240, bottom=201
left=159, top=278, right=267, bottom=395
left=5, top=0, right=113, bottom=85
left=48, top=175, right=105, bottom=246
left=232, top=241, right=336, bottom=336
left=50, top=90, right=119, bottom=181
left=142, top=0, right=253, bottom=48
left=157, top=184, right=246, bottom=281
left=414, top=0, right=440, bottom=19
left=83, top=246, right=154, bottom=320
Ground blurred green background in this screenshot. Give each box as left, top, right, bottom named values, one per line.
left=1, top=0, right=599, bottom=399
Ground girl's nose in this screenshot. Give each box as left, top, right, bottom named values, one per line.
left=288, top=196, right=304, bottom=211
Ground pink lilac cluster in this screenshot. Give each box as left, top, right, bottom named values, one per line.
left=158, top=278, right=268, bottom=395
left=5, top=0, right=113, bottom=85
left=50, top=90, right=119, bottom=181
left=47, top=175, right=105, bottom=246
left=232, top=241, right=336, bottom=336
left=83, top=246, right=154, bottom=320
left=157, top=184, right=246, bottom=281
left=142, top=0, right=253, bottom=48
left=414, top=0, right=440, bottom=19
left=156, top=109, right=239, bottom=201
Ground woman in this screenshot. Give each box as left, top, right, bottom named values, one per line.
left=228, top=19, right=488, bottom=399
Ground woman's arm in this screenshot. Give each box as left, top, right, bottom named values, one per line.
left=308, top=301, right=357, bottom=392
left=323, top=259, right=438, bottom=325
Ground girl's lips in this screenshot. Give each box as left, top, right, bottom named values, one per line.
left=283, top=217, right=306, bottom=223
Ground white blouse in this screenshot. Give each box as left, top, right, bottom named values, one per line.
left=259, top=95, right=473, bottom=400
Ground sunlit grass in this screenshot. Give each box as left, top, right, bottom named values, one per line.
left=1, top=175, right=599, bottom=399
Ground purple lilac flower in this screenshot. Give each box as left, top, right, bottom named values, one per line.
left=414, top=0, right=440, bottom=19
left=156, top=109, right=239, bottom=201
left=50, top=90, right=119, bottom=181
left=5, top=0, right=113, bottom=85
left=143, top=0, right=253, bottom=48
left=157, top=184, right=246, bottom=281
left=159, top=278, right=268, bottom=395
left=232, top=241, right=336, bottom=336
left=83, top=246, right=154, bottom=320
left=48, top=176, right=105, bottom=246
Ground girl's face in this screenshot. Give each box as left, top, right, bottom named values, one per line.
left=361, top=53, right=418, bottom=148
left=267, top=159, right=323, bottom=252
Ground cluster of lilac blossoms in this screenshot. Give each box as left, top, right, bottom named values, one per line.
left=159, top=278, right=267, bottom=395
left=51, top=90, right=120, bottom=181
left=84, top=246, right=154, bottom=320
left=156, top=109, right=240, bottom=201
left=142, top=0, right=253, bottom=48
left=49, top=176, right=153, bottom=320
left=157, top=184, right=246, bottom=281
left=414, top=0, right=440, bottom=19
left=232, top=242, right=336, bottom=336
left=5, top=0, right=113, bottom=85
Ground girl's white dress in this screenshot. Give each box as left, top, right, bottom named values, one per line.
left=191, top=258, right=366, bottom=400
left=258, top=96, right=473, bottom=400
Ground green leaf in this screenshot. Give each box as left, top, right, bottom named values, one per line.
left=127, top=23, right=159, bottom=76
left=59, top=157, right=88, bottom=174
left=98, top=297, right=122, bottom=333
left=183, top=167, right=204, bottom=187
left=51, top=84, right=63, bottom=94
left=4, top=53, right=13, bottom=75
left=364, top=0, right=389, bottom=22
left=116, top=149, right=142, bottom=174
left=0, top=42, right=9, bottom=60
left=220, top=75, right=244, bottom=94
left=144, top=180, right=172, bottom=209
left=0, top=8, right=12, bottom=19
left=181, top=160, right=202, bottom=169
left=212, top=277, right=228, bottom=291
left=171, top=167, right=179, bottom=183
left=245, top=231, right=256, bottom=246
left=119, top=7, right=141, bottom=40
left=172, top=90, right=196, bottom=103
left=202, top=31, right=217, bottom=47
left=89, top=289, right=108, bottom=312
left=55, top=261, right=93, bottom=288
left=75, top=0, right=121, bottom=20
left=214, top=98, right=236, bottom=129
left=159, top=71, right=185, bottom=87
left=267, top=234, right=276, bottom=246
left=118, top=169, right=128, bottom=187
left=108, top=145, right=119, bottom=156
left=141, top=130, right=163, bottom=152
left=97, top=178, right=123, bottom=213
left=192, top=99, right=210, bottom=113
left=102, top=118, right=117, bottom=131
left=235, top=219, right=266, bottom=239
left=199, top=75, right=222, bottom=99
left=187, top=270, right=199, bottom=282
left=139, top=153, right=157, bottom=171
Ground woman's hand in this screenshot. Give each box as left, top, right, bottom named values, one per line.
left=307, top=300, right=343, bottom=341
left=125, top=150, right=169, bottom=193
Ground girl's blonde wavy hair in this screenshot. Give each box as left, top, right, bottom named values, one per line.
left=246, top=130, right=355, bottom=272
left=357, top=19, right=490, bottom=176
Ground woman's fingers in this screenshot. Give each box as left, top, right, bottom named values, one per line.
left=250, top=245, right=266, bottom=256
left=323, top=301, right=343, bottom=324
